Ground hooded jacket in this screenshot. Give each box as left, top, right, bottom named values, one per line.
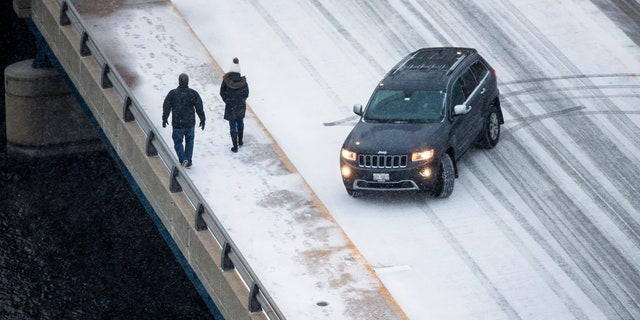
left=220, top=72, right=249, bottom=121
left=162, top=83, right=205, bottom=129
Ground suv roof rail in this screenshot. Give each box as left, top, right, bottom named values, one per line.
left=389, top=51, right=421, bottom=76
left=446, top=52, right=468, bottom=75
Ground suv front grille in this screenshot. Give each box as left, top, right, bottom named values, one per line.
left=358, top=154, right=408, bottom=168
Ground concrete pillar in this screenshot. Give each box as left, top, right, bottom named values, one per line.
left=5, top=59, right=103, bottom=158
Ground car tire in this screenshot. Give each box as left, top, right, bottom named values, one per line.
left=434, top=153, right=455, bottom=198
left=478, top=105, right=500, bottom=149
left=346, top=188, right=363, bottom=198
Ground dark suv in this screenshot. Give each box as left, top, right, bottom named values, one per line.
left=340, top=47, right=503, bottom=198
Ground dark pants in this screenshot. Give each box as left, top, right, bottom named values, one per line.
left=172, top=127, right=194, bottom=165
left=228, top=119, right=244, bottom=135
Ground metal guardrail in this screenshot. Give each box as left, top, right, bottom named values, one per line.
left=56, top=1, right=284, bottom=318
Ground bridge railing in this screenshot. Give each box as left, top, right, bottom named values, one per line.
left=57, top=1, right=284, bottom=318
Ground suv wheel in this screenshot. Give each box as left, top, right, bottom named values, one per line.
left=478, top=105, right=501, bottom=149
left=434, top=153, right=455, bottom=198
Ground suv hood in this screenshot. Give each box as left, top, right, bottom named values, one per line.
left=343, top=120, right=447, bottom=154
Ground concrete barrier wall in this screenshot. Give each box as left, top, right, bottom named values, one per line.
left=27, top=1, right=266, bottom=319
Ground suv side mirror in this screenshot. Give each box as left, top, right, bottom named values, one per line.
left=353, top=104, right=364, bottom=116
left=453, top=104, right=471, bottom=116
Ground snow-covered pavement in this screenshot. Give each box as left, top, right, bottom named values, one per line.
left=78, top=0, right=640, bottom=318
left=172, top=1, right=640, bottom=319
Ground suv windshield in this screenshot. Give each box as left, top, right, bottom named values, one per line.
left=364, top=89, right=445, bottom=122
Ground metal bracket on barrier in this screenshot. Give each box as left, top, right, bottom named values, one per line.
left=195, top=203, right=207, bottom=231
left=80, top=32, right=91, bottom=57
left=122, top=96, right=135, bottom=122
left=169, top=166, right=182, bottom=193
left=145, top=130, right=158, bottom=156
left=221, top=241, right=234, bottom=271
left=101, top=63, right=113, bottom=89
left=59, top=1, right=70, bottom=26
left=248, top=282, right=263, bottom=313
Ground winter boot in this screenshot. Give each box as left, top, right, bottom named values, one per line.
left=238, top=126, right=244, bottom=146
left=231, top=134, right=238, bottom=153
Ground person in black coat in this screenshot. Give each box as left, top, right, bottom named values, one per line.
left=220, top=57, right=249, bottom=153
left=162, top=73, right=205, bottom=168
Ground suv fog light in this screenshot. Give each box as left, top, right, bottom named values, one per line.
left=341, top=165, right=352, bottom=178
left=420, top=168, right=432, bottom=178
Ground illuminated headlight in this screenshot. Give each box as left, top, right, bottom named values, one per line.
left=341, top=165, right=351, bottom=178
left=419, top=167, right=432, bottom=178
left=411, top=149, right=434, bottom=162
left=341, top=148, right=357, bottom=161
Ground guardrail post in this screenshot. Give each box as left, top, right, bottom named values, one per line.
left=59, top=1, right=70, bottom=26
left=221, top=241, right=234, bottom=271
left=169, top=166, right=182, bottom=193
left=122, top=96, right=135, bottom=122
left=80, top=32, right=91, bottom=56
left=145, top=130, right=158, bottom=156
left=248, top=282, right=262, bottom=312
left=195, top=203, right=207, bottom=231
left=101, top=63, right=113, bottom=89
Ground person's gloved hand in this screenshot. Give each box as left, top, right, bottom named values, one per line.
left=162, top=120, right=168, bottom=128
left=199, top=120, right=205, bottom=130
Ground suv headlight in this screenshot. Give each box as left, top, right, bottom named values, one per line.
left=412, top=149, right=434, bottom=162
left=341, top=148, right=357, bottom=161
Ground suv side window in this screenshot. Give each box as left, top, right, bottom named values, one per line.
left=470, top=60, right=489, bottom=83
left=451, top=81, right=465, bottom=106
left=448, top=80, right=465, bottom=120
left=459, top=68, right=478, bottom=98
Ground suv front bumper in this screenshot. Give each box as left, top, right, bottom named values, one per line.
left=340, top=159, right=441, bottom=193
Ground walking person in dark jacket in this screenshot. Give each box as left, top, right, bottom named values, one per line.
left=162, top=73, right=206, bottom=168
left=220, top=57, right=249, bottom=153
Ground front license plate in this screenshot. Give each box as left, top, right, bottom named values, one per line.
left=373, top=173, right=390, bottom=181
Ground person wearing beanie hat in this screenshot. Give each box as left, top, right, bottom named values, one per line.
left=229, top=57, right=241, bottom=73
left=220, top=57, right=249, bottom=153
left=162, top=73, right=206, bottom=168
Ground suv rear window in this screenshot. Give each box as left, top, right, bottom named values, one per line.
left=364, top=89, right=445, bottom=122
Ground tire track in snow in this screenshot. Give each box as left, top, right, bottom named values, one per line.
left=503, top=84, right=640, bottom=97
left=433, top=0, right=640, bottom=317
left=489, top=0, right=640, bottom=260
left=412, top=0, right=464, bottom=46
left=590, top=0, right=640, bottom=46
left=517, top=94, right=640, bottom=104
left=245, top=0, right=346, bottom=110
left=461, top=157, right=592, bottom=320
left=500, top=73, right=640, bottom=86
left=417, top=203, right=524, bottom=320
left=488, top=16, right=640, bottom=320
left=398, top=0, right=451, bottom=46
left=497, top=112, right=640, bottom=318
left=494, top=0, right=640, bottom=204
left=305, top=0, right=387, bottom=75
left=493, top=0, right=640, bottom=252
left=348, top=1, right=412, bottom=55
left=503, top=105, right=640, bottom=138
left=421, top=1, right=637, bottom=316
left=489, top=136, right=640, bottom=319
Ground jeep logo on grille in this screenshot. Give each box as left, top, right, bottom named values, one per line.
left=377, top=150, right=387, bottom=155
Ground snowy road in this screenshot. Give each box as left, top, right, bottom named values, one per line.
left=70, top=0, right=640, bottom=318
left=170, top=0, right=640, bottom=319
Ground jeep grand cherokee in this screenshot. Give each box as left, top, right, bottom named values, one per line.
left=340, top=47, right=503, bottom=198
